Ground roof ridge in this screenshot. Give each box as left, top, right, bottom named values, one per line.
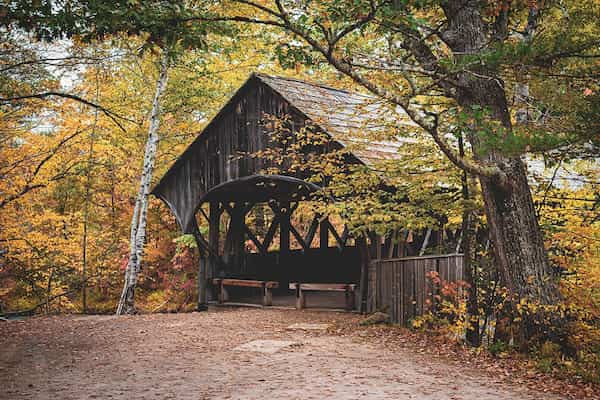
left=253, top=72, right=374, bottom=98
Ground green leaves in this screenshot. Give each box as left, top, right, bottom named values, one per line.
left=275, top=41, right=316, bottom=69
left=2, top=1, right=237, bottom=52
left=173, top=234, right=198, bottom=253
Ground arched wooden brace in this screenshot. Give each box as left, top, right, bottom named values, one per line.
left=187, top=175, right=325, bottom=310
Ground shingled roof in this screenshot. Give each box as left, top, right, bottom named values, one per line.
left=255, top=73, right=416, bottom=163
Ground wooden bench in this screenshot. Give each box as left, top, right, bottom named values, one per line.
left=212, top=279, right=279, bottom=306
left=289, top=283, right=357, bottom=311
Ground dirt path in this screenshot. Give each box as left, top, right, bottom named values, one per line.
left=0, top=308, right=572, bottom=399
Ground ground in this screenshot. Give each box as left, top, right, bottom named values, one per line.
left=0, top=307, right=587, bottom=400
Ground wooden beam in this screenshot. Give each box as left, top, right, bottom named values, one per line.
left=341, top=225, right=349, bottom=246
left=197, top=257, right=208, bottom=311
left=320, top=217, right=329, bottom=250
left=289, top=201, right=299, bottom=215
left=192, top=224, right=220, bottom=263
left=216, top=278, right=279, bottom=289
left=191, top=221, right=210, bottom=311
left=231, top=201, right=273, bottom=255
left=328, top=221, right=348, bottom=251
left=279, top=200, right=291, bottom=257
left=386, top=229, right=396, bottom=259
left=368, top=231, right=382, bottom=260
left=221, top=202, right=247, bottom=275
left=304, top=214, right=319, bottom=249
left=289, top=223, right=307, bottom=251
left=356, top=235, right=370, bottom=314
left=197, top=205, right=213, bottom=225
left=262, top=214, right=280, bottom=251
left=208, top=201, right=221, bottom=285
left=243, top=224, right=266, bottom=254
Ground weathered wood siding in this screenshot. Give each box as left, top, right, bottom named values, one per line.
left=152, top=77, right=306, bottom=233
left=367, top=254, right=464, bottom=325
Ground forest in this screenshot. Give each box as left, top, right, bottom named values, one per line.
left=1, top=0, right=599, bottom=393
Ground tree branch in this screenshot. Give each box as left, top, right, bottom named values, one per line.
left=211, top=1, right=507, bottom=182
left=0, top=129, right=83, bottom=209
left=0, top=92, right=137, bottom=132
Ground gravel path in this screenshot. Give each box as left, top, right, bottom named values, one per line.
left=0, top=308, right=570, bottom=399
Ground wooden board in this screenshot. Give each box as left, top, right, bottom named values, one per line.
left=289, top=283, right=356, bottom=292
left=214, top=278, right=279, bottom=289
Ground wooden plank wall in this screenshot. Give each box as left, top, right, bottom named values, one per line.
left=368, top=254, right=464, bottom=325
left=153, top=78, right=307, bottom=233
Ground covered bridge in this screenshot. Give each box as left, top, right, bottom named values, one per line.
left=152, top=73, right=463, bottom=322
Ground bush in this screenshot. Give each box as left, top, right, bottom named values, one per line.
left=488, top=340, right=510, bottom=356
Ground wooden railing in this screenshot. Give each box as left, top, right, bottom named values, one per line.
left=367, top=254, right=464, bottom=325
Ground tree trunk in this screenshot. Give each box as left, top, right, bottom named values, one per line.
left=442, top=2, right=560, bottom=311
left=459, top=134, right=480, bottom=346
left=116, top=49, right=170, bottom=315
left=82, top=53, right=100, bottom=314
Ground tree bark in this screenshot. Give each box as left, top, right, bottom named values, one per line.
left=82, top=52, right=100, bottom=314
left=116, top=49, right=170, bottom=315
left=441, top=2, right=560, bottom=310
left=459, top=134, right=480, bottom=346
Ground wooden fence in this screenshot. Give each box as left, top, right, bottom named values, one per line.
left=367, top=254, right=464, bottom=325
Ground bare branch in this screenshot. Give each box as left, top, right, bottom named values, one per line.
left=428, top=116, right=508, bottom=186
left=0, top=128, right=84, bottom=209
left=0, top=92, right=136, bottom=132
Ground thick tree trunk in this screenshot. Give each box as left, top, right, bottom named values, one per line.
left=479, top=163, right=559, bottom=303
left=116, top=50, right=170, bottom=315
left=442, top=2, right=560, bottom=312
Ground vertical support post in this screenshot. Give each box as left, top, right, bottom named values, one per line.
left=207, top=202, right=220, bottom=300
left=386, top=230, right=396, bottom=259
left=369, top=231, right=382, bottom=260
left=220, top=281, right=229, bottom=303
left=197, top=251, right=208, bottom=311
left=191, top=220, right=209, bottom=312
left=357, top=235, right=370, bottom=314
left=319, top=217, right=329, bottom=251
left=208, top=202, right=220, bottom=273
left=293, top=283, right=305, bottom=309
left=212, top=278, right=222, bottom=303
left=279, top=200, right=290, bottom=259
left=224, top=202, right=246, bottom=276
left=345, top=285, right=355, bottom=311
left=262, top=282, right=272, bottom=306
left=278, top=201, right=291, bottom=290
left=234, top=203, right=247, bottom=275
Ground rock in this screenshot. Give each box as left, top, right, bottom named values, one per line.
left=359, top=312, right=391, bottom=326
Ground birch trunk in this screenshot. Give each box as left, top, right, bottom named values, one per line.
left=116, top=49, right=170, bottom=315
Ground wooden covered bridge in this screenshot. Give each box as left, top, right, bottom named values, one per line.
left=152, top=73, right=463, bottom=324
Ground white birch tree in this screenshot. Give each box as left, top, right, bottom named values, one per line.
left=117, top=48, right=170, bottom=315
